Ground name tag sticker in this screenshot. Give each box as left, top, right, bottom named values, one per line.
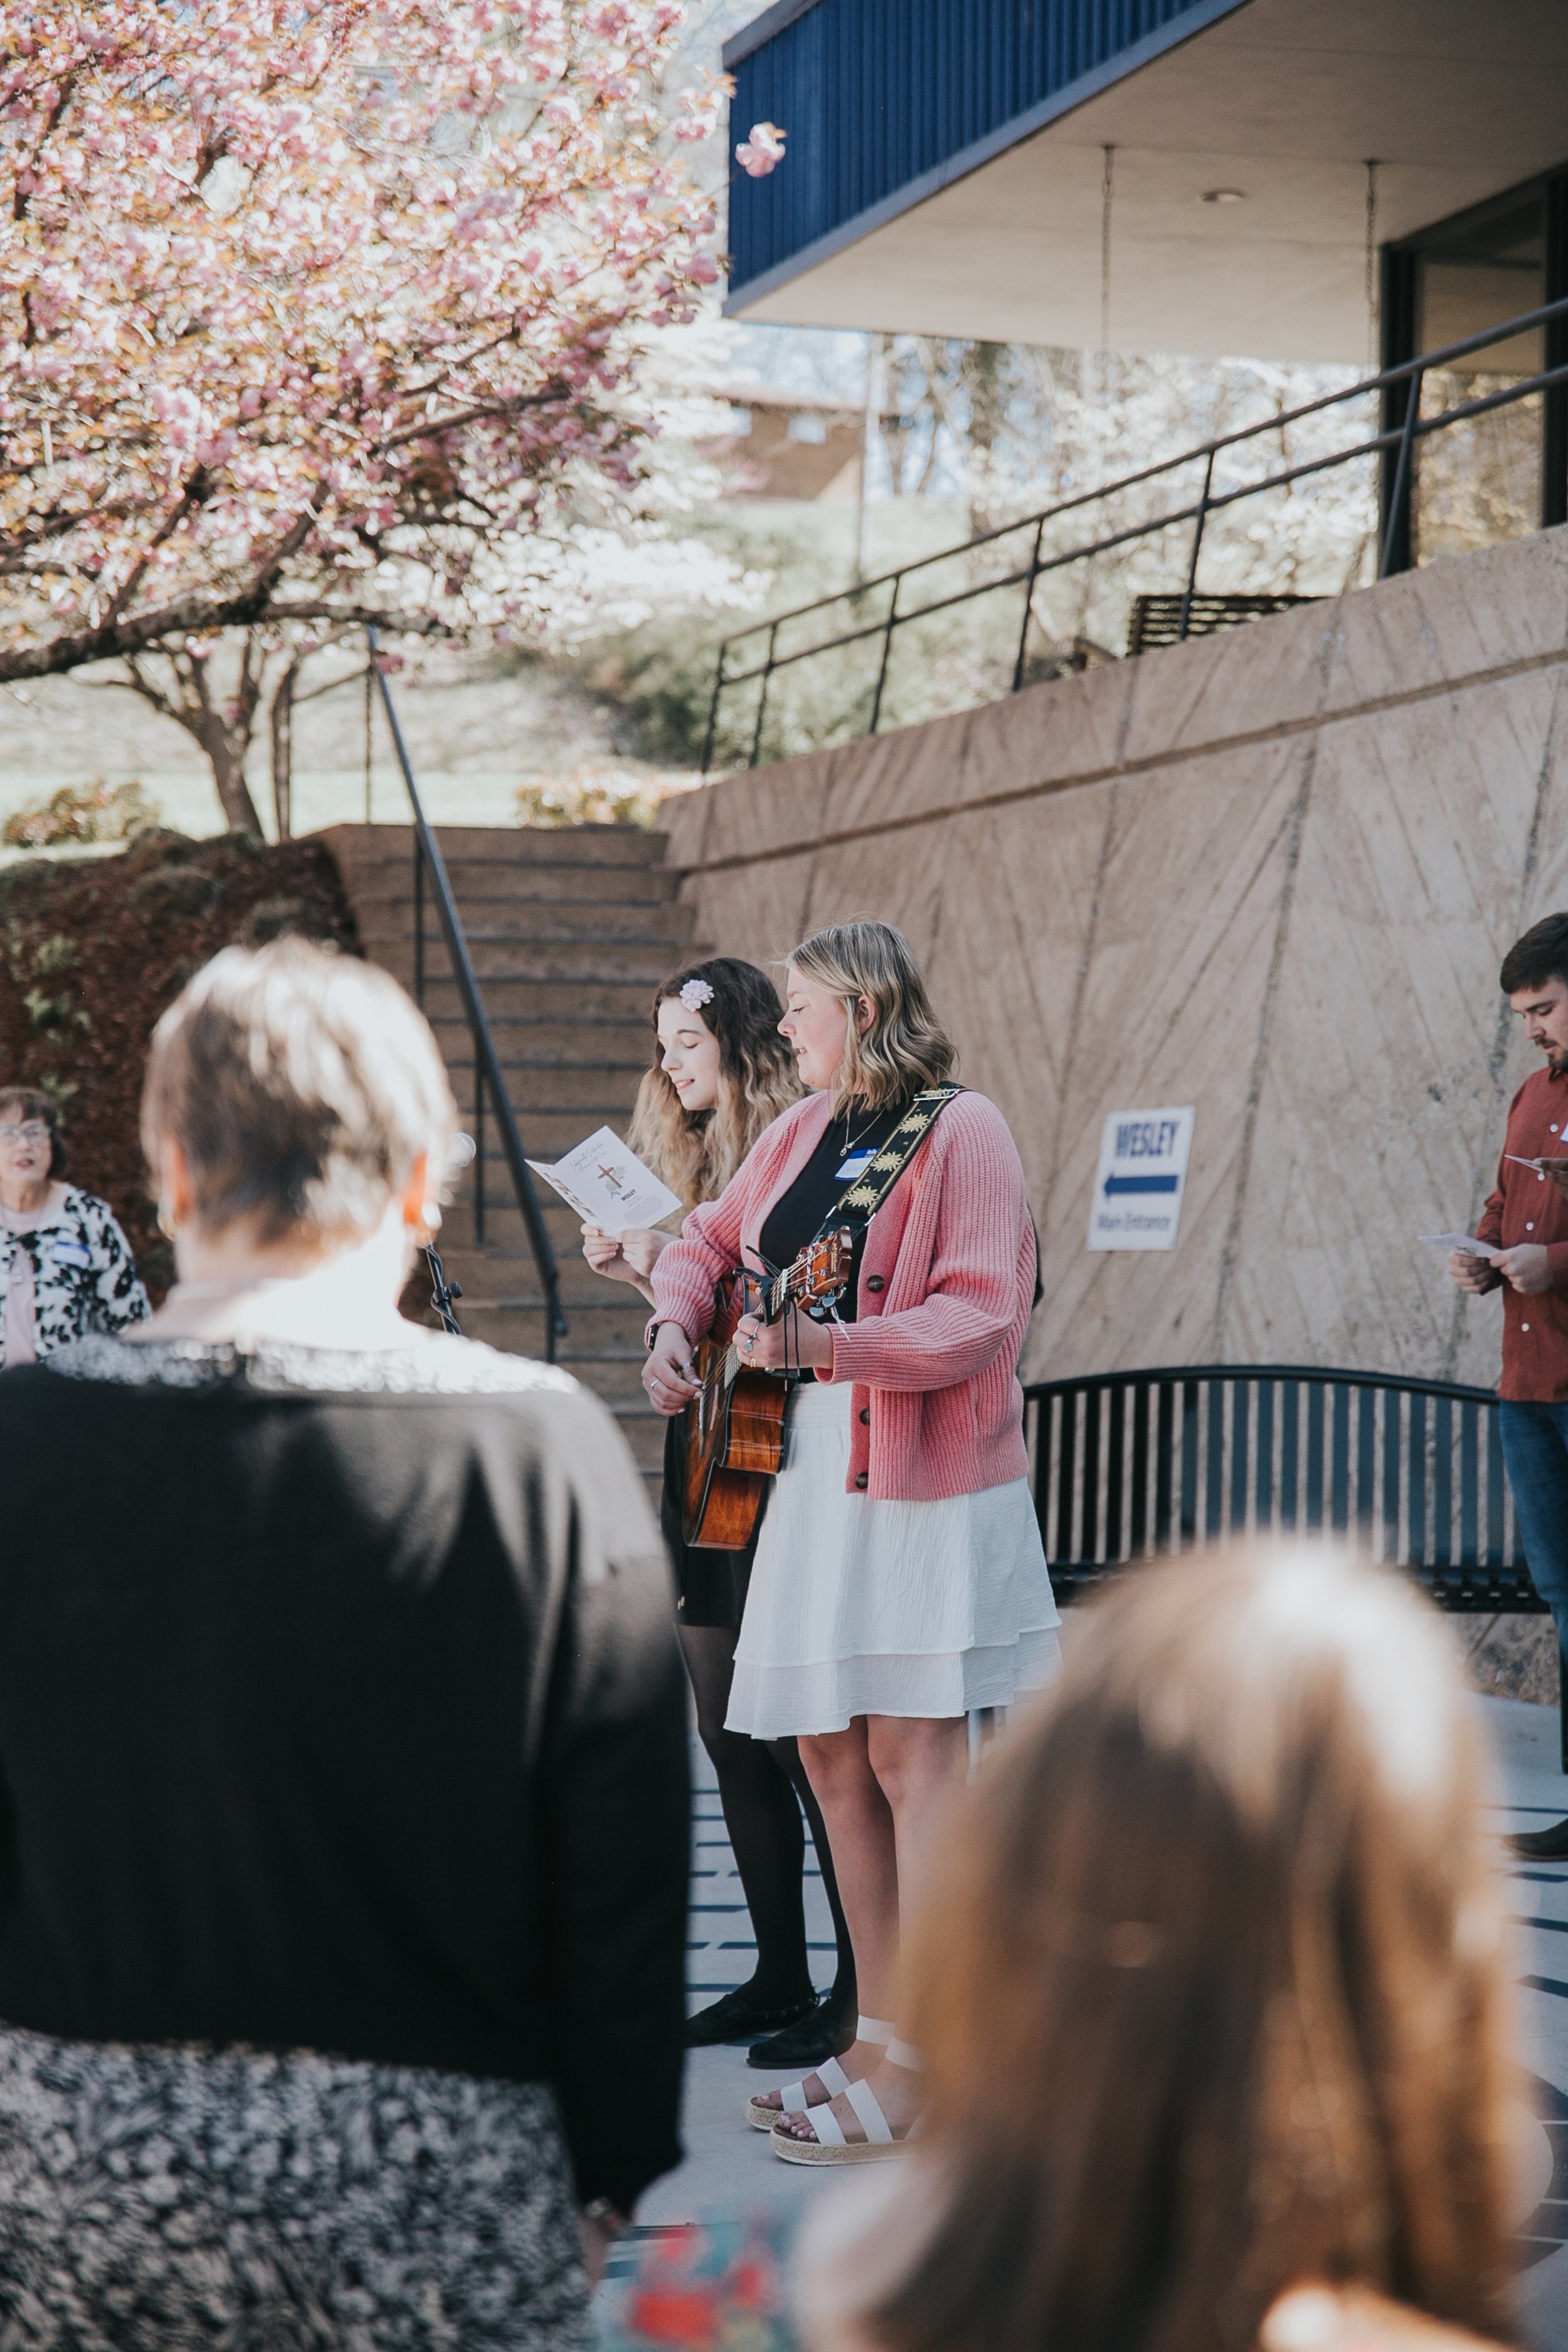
left=49, top=1239, right=92, bottom=1269
left=835, top=1151, right=876, bottom=1180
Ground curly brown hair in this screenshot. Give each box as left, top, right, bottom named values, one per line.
left=626, top=956, right=800, bottom=1212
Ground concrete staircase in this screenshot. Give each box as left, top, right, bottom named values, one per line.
left=323, top=823, right=697, bottom=1485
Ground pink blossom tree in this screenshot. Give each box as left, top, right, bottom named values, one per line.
left=0, top=0, right=726, bottom=831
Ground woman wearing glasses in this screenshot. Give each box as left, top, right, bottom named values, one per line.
left=0, top=1088, right=147, bottom=1365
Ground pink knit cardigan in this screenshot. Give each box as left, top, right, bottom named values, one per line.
left=649, top=1090, right=1036, bottom=1503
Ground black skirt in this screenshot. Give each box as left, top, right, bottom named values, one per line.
left=661, top=1412, right=760, bottom=1630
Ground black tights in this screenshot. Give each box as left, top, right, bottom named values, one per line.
left=679, top=1623, right=856, bottom=2015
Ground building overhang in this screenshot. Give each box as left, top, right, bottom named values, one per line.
left=723, top=0, right=1568, bottom=364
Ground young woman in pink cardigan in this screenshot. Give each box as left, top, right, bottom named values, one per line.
left=642, top=921, right=1059, bottom=2165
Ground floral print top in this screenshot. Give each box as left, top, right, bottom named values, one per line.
left=0, top=1187, right=149, bottom=1363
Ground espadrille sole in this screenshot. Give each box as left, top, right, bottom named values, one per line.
left=769, top=2119, right=911, bottom=2166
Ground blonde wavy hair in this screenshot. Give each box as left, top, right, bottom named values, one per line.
left=626, top=956, right=801, bottom=1213
left=787, top=919, right=955, bottom=1113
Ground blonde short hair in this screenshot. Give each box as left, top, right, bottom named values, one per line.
left=142, top=940, right=456, bottom=1244
left=786, top=919, right=955, bottom=1112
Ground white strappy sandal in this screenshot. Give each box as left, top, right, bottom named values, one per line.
left=744, top=2015, right=892, bottom=2132
left=769, top=2037, right=922, bottom=2166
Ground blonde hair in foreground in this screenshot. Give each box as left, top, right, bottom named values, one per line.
left=142, top=939, right=457, bottom=1243
left=786, top=919, right=955, bottom=1113
left=875, top=1545, right=1515, bottom=2352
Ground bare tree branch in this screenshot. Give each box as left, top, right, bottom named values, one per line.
left=378, top=382, right=571, bottom=450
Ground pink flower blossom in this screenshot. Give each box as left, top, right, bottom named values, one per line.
left=0, top=0, right=724, bottom=682
left=734, top=121, right=786, bottom=177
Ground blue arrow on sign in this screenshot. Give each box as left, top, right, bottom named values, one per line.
left=1104, top=1172, right=1180, bottom=1197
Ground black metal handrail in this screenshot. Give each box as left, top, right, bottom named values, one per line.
left=1024, top=1362, right=1564, bottom=1761
left=367, top=629, right=567, bottom=1359
left=702, top=290, right=1568, bottom=772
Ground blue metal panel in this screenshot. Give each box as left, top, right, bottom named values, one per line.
left=726, top=0, right=1237, bottom=301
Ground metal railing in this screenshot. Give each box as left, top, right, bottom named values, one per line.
left=1024, top=1363, right=1565, bottom=1763
left=703, top=291, right=1568, bottom=773
left=368, top=629, right=567, bottom=1359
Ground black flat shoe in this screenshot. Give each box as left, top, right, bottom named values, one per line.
left=748, top=1995, right=857, bottom=2072
left=1509, top=1817, right=1568, bottom=1859
left=685, top=1984, right=818, bottom=2049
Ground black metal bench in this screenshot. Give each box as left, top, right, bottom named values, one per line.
left=1023, top=1364, right=1566, bottom=1767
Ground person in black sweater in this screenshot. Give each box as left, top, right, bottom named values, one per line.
left=0, top=938, right=689, bottom=2352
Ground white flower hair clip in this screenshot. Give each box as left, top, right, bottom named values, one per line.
left=679, top=977, right=716, bottom=1012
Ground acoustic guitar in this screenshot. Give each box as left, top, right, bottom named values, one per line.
left=682, top=1227, right=852, bottom=1549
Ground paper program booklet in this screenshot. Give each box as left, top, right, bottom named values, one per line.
left=526, top=1125, right=681, bottom=1233
left=1418, top=1232, right=1503, bottom=1261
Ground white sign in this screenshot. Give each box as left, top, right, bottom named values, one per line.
left=526, top=1125, right=682, bottom=1234
left=1088, top=1106, right=1195, bottom=1252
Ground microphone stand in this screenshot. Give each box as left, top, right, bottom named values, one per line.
left=422, top=1241, right=464, bottom=1337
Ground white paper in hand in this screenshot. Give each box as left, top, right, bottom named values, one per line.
left=527, top=1125, right=681, bottom=1234
left=1419, top=1231, right=1503, bottom=1261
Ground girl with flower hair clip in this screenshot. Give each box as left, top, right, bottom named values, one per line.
left=583, top=956, right=858, bottom=2067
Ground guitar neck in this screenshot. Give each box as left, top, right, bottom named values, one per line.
left=761, top=1265, right=795, bottom=1324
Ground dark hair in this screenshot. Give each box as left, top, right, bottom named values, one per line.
left=871, top=1546, right=1515, bottom=2352
left=0, top=1086, right=66, bottom=1179
left=626, top=956, right=801, bottom=1210
left=1500, top=911, right=1568, bottom=997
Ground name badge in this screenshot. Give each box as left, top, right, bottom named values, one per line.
left=835, top=1150, right=876, bottom=1180
left=49, top=1238, right=92, bottom=1269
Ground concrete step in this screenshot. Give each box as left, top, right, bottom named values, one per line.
left=322, top=822, right=670, bottom=869
left=439, top=1077, right=639, bottom=1124
left=415, top=973, right=656, bottom=1019
left=610, top=1402, right=669, bottom=1473
left=327, top=817, right=689, bottom=1440
left=346, top=864, right=684, bottom=911
left=444, top=1107, right=649, bottom=1157
left=356, top=906, right=695, bottom=956
left=434, top=1232, right=665, bottom=1305
left=383, top=942, right=672, bottom=988
left=426, top=1012, right=652, bottom=1062
left=437, top=1246, right=655, bottom=1309
left=442, top=1188, right=622, bottom=1243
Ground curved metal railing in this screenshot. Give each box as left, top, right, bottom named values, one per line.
left=368, top=629, right=566, bottom=1359
left=1024, top=1362, right=1536, bottom=1611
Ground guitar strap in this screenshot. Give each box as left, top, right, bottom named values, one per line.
left=809, top=1084, right=964, bottom=1246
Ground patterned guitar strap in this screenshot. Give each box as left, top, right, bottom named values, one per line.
left=810, top=1084, right=965, bottom=1259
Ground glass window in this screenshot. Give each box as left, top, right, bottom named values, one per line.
left=1411, top=193, right=1544, bottom=563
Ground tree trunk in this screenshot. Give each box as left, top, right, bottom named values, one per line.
left=270, top=658, right=299, bottom=840
left=204, top=730, right=265, bottom=836
left=115, top=638, right=267, bottom=835
left=190, top=638, right=265, bottom=835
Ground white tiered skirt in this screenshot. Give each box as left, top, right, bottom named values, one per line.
left=724, top=1378, right=1062, bottom=1739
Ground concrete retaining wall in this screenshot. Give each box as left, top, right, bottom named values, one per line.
left=659, top=526, right=1568, bottom=1388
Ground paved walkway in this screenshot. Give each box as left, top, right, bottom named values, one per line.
left=608, top=1694, right=1568, bottom=2348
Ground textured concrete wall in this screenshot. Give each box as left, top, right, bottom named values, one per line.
left=659, top=526, right=1568, bottom=1389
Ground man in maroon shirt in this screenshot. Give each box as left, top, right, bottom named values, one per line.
left=1452, top=911, right=1568, bottom=1855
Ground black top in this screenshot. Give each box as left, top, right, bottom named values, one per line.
left=758, top=1097, right=911, bottom=1323
left=756, top=1096, right=912, bottom=1327
left=0, top=1330, right=689, bottom=2217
